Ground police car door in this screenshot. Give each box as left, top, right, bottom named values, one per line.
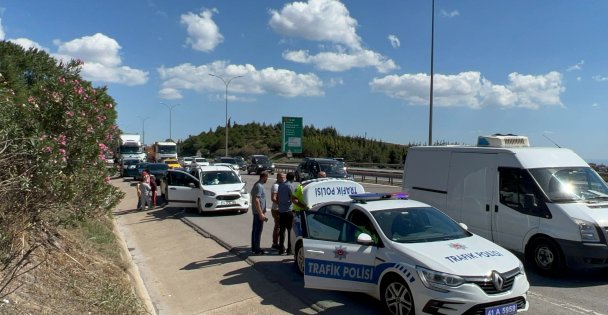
left=166, top=169, right=200, bottom=208
left=302, top=211, right=378, bottom=294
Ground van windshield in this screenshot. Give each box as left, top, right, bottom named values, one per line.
left=529, top=167, right=608, bottom=202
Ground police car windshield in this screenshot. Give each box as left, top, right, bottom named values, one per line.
left=371, top=207, right=469, bottom=243
left=529, top=167, right=608, bottom=202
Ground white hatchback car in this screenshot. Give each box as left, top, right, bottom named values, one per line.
left=161, top=166, right=249, bottom=214
left=291, top=179, right=530, bottom=315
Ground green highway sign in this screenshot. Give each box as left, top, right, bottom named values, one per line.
left=282, top=116, right=303, bottom=154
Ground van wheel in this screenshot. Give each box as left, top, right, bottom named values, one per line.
left=527, top=237, right=564, bottom=276
left=381, top=275, right=414, bottom=315
left=197, top=199, right=204, bottom=215
left=295, top=242, right=305, bottom=275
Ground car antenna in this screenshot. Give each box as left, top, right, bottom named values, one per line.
left=543, top=133, right=561, bottom=148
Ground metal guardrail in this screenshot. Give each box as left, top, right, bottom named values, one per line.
left=274, top=163, right=403, bottom=186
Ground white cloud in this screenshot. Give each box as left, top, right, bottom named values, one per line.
left=0, top=18, right=5, bottom=40
left=388, top=34, right=400, bottom=48
left=567, top=60, right=584, bottom=71
left=269, top=0, right=361, bottom=49
left=592, top=75, right=608, bottom=82
left=55, top=33, right=122, bottom=67
left=440, top=10, right=460, bottom=18
left=328, top=77, right=343, bottom=87
left=159, top=88, right=183, bottom=100
left=283, top=49, right=398, bottom=73
left=270, top=0, right=397, bottom=73
left=157, top=60, right=324, bottom=100
left=53, top=33, right=148, bottom=85
left=370, top=71, right=564, bottom=109
left=8, top=38, right=48, bottom=51
left=181, top=8, right=223, bottom=52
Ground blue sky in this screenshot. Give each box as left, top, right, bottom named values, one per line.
left=1, top=0, right=607, bottom=162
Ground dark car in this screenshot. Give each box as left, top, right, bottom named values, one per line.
left=246, top=155, right=275, bottom=175
left=121, top=158, right=141, bottom=178
left=143, top=163, right=169, bottom=185
left=134, top=162, right=150, bottom=181
left=294, top=158, right=351, bottom=181
left=234, top=156, right=247, bottom=171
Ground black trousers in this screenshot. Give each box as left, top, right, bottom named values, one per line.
left=278, top=211, right=294, bottom=253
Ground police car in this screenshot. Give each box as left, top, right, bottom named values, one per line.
left=291, top=179, right=529, bottom=315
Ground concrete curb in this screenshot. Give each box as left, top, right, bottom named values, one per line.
left=112, top=220, right=157, bottom=315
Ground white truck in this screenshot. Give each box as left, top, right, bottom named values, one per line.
left=117, top=134, right=146, bottom=162
left=153, top=141, right=177, bottom=162
left=403, top=134, right=608, bottom=276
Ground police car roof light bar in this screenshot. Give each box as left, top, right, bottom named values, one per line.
left=350, top=192, right=409, bottom=203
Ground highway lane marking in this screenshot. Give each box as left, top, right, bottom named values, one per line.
left=528, top=291, right=606, bottom=315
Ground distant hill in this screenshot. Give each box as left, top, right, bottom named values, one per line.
left=179, top=121, right=417, bottom=164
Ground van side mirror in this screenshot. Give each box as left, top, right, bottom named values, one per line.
left=188, top=182, right=196, bottom=188
left=459, top=223, right=468, bottom=230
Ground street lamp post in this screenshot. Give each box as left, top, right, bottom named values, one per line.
left=160, top=102, right=180, bottom=141
left=428, top=0, right=435, bottom=146
left=139, top=116, right=150, bottom=145
left=208, top=74, right=243, bottom=157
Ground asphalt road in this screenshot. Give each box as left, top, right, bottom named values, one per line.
left=163, top=173, right=608, bottom=315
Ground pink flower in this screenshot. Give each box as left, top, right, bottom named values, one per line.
left=66, top=111, right=74, bottom=117
left=104, top=176, right=111, bottom=183
left=57, top=134, right=67, bottom=146
left=105, top=103, right=113, bottom=109
left=58, top=148, right=66, bottom=156
left=98, top=143, right=107, bottom=151
left=59, top=76, right=66, bottom=84
left=43, top=146, right=52, bottom=153
left=27, top=96, right=35, bottom=103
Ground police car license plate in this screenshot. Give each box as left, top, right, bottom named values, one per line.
left=219, top=200, right=237, bottom=206
left=485, top=302, right=517, bottom=315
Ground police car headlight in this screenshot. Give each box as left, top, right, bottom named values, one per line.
left=519, top=261, right=526, bottom=276
left=240, top=188, right=247, bottom=194
left=203, top=190, right=216, bottom=196
left=574, top=218, right=600, bottom=243
left=416, top=266, right=465, bottom=292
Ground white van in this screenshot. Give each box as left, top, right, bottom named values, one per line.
left=403, top=134, right=608, bottom=275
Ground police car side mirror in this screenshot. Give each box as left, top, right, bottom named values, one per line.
left=188, top=182, right=196, bottom=188
left=357, top=233, right=374, bottom=245
left=459, top=223, right=468, bottom=231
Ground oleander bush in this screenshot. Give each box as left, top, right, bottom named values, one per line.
left=0, top=41, right=137, bottom=313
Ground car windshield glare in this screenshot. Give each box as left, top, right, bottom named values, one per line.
left=320, top=161, right=345, bottom=173
left=530, top=167, right=608, bottom=202
left=371, top=207, right=468, bottom=243
left=202, top=171, right=241, bottom=185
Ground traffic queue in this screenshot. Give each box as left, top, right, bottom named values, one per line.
left=286, top=178, right=529, bottom=315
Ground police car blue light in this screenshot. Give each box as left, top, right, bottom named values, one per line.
left=291, top=180, right=529, bottom=315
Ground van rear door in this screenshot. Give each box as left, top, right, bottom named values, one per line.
left=448, top=153, right=497, bottom=241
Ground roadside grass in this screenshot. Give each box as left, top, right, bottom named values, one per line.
left=0, top=215, right=146, bottom=315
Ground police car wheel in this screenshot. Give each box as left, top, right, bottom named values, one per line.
left=295, top=242, right=305, bottom=275
left=527, top=237, right=564, bottom=276
left=381, top=276, right=414, bottom=315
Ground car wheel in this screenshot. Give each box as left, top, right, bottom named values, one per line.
left=295, top=242, right=305, bottom=275
left=197, top=199, right=204, bottom=215
left=381, top=275, right=414, bottom=315
left=247, top=169, right=251, bottom=175
left=527, top=237, right=564, bottom=276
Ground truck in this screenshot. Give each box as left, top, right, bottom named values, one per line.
left=116, top=134, right=146, bottom=163
left=152, top=141, right=177, bottom=162
left=403, top=134, right=608, bottom=275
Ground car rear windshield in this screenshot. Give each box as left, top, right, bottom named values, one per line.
left=255, top=157, right=270, bottom=163
left=221, top=158, right=237, bottom=164
left=148, top=164, right=168, bottom=171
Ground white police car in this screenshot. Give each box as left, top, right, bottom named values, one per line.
left=291, top=179, right=529, bottom=315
